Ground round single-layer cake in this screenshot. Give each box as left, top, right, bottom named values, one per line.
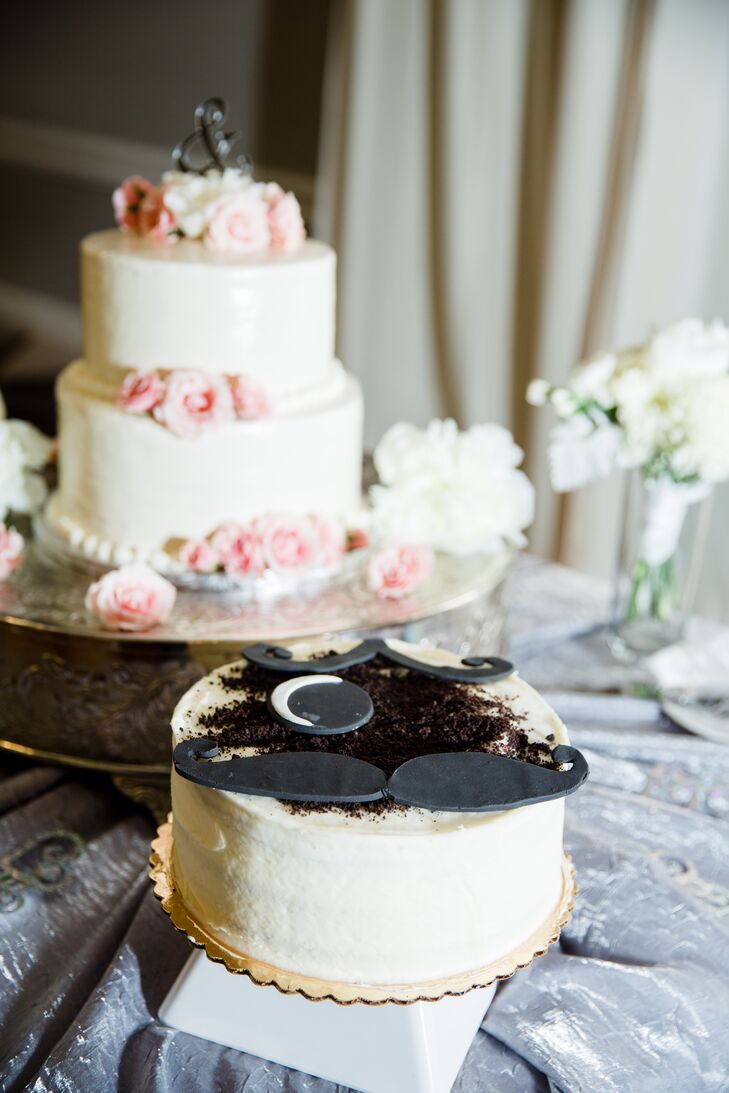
left=170, top=639, right=571, bottom=987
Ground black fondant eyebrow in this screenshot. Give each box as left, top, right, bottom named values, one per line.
left=242, top=640, right=514, bottom=684
left=174, top=738, right=588, bottom=813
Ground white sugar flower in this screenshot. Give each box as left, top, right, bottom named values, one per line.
left=0, top=418, right=53, bottom=519
left=162, top=168, right=258, bottom=239
left=371, top=420, right=534, bottom=555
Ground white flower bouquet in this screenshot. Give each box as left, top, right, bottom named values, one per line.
left=528, top=318, right=729, bottom=643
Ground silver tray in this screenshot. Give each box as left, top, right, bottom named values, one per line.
left=0, top=534, right=512, bottom=772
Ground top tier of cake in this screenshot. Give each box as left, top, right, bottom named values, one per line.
left=82, top=231, right=336, bottom=398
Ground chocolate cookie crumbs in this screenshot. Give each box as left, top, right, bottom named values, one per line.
left=195, top=655, right=553, bottom=814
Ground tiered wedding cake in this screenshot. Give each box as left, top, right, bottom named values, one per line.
left=46, top=103, right=363, bottom=579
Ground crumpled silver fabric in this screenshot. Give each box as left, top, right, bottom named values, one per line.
left=2, top=559, right=729, bottom=1092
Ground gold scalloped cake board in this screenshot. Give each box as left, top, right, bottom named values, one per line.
left=150, top=818, right=576, bottom=1006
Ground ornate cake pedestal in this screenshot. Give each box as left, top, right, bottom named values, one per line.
left=0, top=527, right=512, bottom=777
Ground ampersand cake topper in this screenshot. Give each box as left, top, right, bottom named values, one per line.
left=172, top=97, right=253, bottom=176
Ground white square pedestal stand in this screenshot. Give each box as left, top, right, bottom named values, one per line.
left=159, top=949, right=495, bottom=1093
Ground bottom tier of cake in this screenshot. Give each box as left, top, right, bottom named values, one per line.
left=48, top=360, right=364, bottom=571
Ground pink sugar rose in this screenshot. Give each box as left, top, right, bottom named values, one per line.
left=180, top=538, right=219, bottom=573
left=266, top=185, right=306, bottom=252
left=257, top=514, right=318, bottom=573
left=85, top=563, right=176, bottom=632
left=118, top=370, right=166, bottom=414
left=0, top=523, right=24, bottom=581
left=112, top=175, right=153, bottom=232
left=313, top=517, right=346, bottom=569
left=138, top=185, right=178, bottom=243
left=231, top=376, right=269, bottom=420
left=154, top=370, right=234, bottom=439
left=366, top=544, right=434, bottom=600
left=211, top=522, right=265, bottom=577
left=346, top=528, right=370, bottom=552
left=204, top=192, right=271, bottom=254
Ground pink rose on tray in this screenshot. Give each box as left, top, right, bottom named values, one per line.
left=154, top=370, right=234, bottom=439
left=0, top=523, right=24, bottom=581
left=366, top=544, right=434, bottom=600
left=138, top=186, right=178, bottom=244
left=85, top=563, right=176, bottom=632
left=257, top=514, right=318, bottom=573
left=180, top=538, right=219, bottom=573
left=266, top=184, right=306, bottom=252
left=211, top=522, right=265, bottom=577
left=112, top=175, right=153, bottom=232
left=204, top=192, right=271, bottom=254
left=118, top=370, right=166, bottom=414
left=231, top=376, right=269, bottom=420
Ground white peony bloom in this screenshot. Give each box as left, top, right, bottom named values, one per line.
left=670, top=374, right=729, bottom=482
left=162, top=168, right=258, bottom=239
left=547, top=418, right=622, bottom=492
left=647, top=318, right=729, bottom=378
left=0, top=419, right=53, bottom=519
left=371, top=419, right=534, bottom=555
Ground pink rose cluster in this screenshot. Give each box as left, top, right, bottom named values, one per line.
left=0, top=522, right=24, bottom=581
left=117, top=369, right=269, bottom=438
left=112, top=175, right=305, bottom=253
left=366, top=544, right=434, bottom=600
left=180, top=515, right=346, bottom=578
left=112, top=176, right=177, bottom=244
left=85, top=563, right=176, bottom=632
left=204, top=182, right=305, bottom=254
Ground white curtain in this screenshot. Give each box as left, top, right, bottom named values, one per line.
left=315, top=0, right=729, bottom=620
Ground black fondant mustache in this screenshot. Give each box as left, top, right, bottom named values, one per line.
left=173, top=738, right=589, bottom=812
left=242, top=639, right=514, bottom=684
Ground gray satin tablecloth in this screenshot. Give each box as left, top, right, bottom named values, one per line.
left=2, top=558, right=728, bottom=1092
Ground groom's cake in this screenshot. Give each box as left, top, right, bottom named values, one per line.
left=170, top=638, right=585, bottom=988
left=46, top=99, right=363, bottom=578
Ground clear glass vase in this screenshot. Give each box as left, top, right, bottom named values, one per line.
left=608, top=471, right=713, bottom=662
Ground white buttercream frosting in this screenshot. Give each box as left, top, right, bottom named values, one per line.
left=170, top=639, right=569, bottom=985
left=49, top=360, right=363, bottom=564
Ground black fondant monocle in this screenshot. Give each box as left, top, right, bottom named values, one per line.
left=242, top=640, right=514, bottom=684
left=173, top=737, right=589, bottom=813
left=172, top=97, right=253, bottom=176
left=267, top=675, right=374, bottom=736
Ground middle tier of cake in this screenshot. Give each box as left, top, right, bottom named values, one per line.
left=47, top=359, right=363, bottom=571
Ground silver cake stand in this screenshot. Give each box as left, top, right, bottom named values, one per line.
left=0, top=523, right=512, bottom=790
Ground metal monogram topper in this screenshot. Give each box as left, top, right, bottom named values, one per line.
left=172, top=642, right=589, bottom=812
left=172, top=97, right=253, bottom=175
